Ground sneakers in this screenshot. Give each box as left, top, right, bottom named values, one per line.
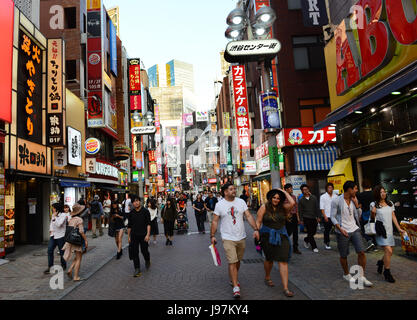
left=391, top=189, right=399, bottom=195
left=410, top=168, right=417, bottom=175
left=229, top=281, right=240, bottom=287
left=411, top=176, right=417, bottom=182
left=313, top=248, right=319, bottom=253
left=102, top=224, right=105, bottom=228
left=408, top=156, right=417, bottom=164
left=366, top=243, right=375, bottom=252
left=233, top=286, right=241, bottom=299
left=92, top=234, right=97, bottom=238
left=133, top=268, right=142, bottom=277
left=400, top=178, right=408, bottom=183
left=361, top=276, right=373, bottom=287
left=325, top=245, right=332, bottom=250
left=343, top=274, right=353, bottom=282
left=401, top=190, right=409, bottom=195
left=294, top=249, right=302, bottom=254
left=43, top=268, right=51, bottom=275
left=303, top=241, right=310, bottom=249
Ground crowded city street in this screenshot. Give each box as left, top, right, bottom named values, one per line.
left=0, top=0, right=417, bottom=311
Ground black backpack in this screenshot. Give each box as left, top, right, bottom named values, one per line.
left=90, top=201, right=100, bottom=215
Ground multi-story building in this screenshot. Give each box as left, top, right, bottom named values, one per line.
left=166, top=59, right=195, bottom=92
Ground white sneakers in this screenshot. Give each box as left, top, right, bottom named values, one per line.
left=303, top=241, right=310, bottom=249
left=343, top=274, right=373, bottom=287
left=343, top=274, right=353, bottom=282
left=325, top=245, right=332, bottom=250
left=313, top=248, right=319, bottom=253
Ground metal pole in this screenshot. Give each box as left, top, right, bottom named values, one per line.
left=261, top=60, right=281, bottom=190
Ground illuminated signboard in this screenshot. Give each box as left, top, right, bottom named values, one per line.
left=128, top=59, right=141, bottom=111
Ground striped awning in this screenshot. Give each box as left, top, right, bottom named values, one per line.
left=295, top=146, right=338, bottom=172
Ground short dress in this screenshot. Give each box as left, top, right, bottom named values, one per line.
left=63, top=216, right=84, bottom=261
left=260, top=209, right=291, bottom=262
left=111, top=209, right=125, bottom=231
left=370, top=202, right=395, bottom=247
left=148, top=208, right=159, bottom=235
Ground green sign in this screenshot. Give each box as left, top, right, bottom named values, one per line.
left=268, top=146, right=280, bottom=171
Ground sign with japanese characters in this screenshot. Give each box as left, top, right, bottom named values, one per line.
left=149, top=162, right=157, bottom=175
left=17, top=30, right=43, bottom=145
left=244, top=161, right=257, bottom=175
left=232, top=65, right=251, bottom=150
left=47, top=114, right=63, bottom=146
left=67, top=127, right=82, bottom=166
left=225, top=39, right=281, bottom=63
left=0, top=0, right=13, bottom=124
left=301, top=0, right=329, bottom=27
left=53, top=148, right=67, bottom=167
left=17, top=139, right=48, bottom=174
left=223, top=112, right=231, bottom=136
left=277, top=126, right=337, bottom=148
left=128, top=59, right=142, bottom=111
left=86, top=158, right=96, bottom=173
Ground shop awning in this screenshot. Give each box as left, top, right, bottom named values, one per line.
left=295, top=146, right=338, bottom=172
left=328, top=158, right=354, bottom=179
left=100, top=186, right=128, bottom=193
left=59, top=179, right=90, bottom=188
left=314, top=61, right=417, bottom=130
left=252, top=173, right=271, bottom=182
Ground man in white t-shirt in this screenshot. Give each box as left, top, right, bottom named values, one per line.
left=210, top=183, right=260, bottom=299
left=320, top=182, right=335, bottom=250
left=102, top=194, right=111, bottom=228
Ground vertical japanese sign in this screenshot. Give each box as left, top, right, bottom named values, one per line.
left=0, top=167, right=5, bottom=257
left=87, top=4, right=104, bottom=127
left=67, top=127, right=82, bottom=166
left=232, top=65, right=251, bottom=150
left=47, top=39, right=65, bottom=146
left=0, top=0, right=14, bottom=123
left=223, top=112, right=231, bottom=136
left=154, top=104, right=162, bottom=175
left=128, top=59, right=141, bottom=111
left=17, top=30, right=43, bottom=145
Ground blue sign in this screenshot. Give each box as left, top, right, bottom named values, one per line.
left=109, top=20, right=117, bottom=76
left=260, top=92, right=281, bottom=130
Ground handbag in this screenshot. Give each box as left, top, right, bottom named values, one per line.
left=65, top=225, right=83, bottom=246
left=364, top=219, right=376, bottom=236
left=108, top=223, right=116, bottom=237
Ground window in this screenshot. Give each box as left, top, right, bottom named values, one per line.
left=299, top=98, right=330, bottom=126
left=64, top=7, right=76, bottom=29
left=66, top=60, right=77, bottom=80
left=288, top=0, right=302, bottom=10
left=292, top=36, right=326, bottom=70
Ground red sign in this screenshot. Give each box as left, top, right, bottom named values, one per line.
left=0, top=0, right=13, bottom=123
left=278, top=126, right=337, bottom=148
left=208, top=178, right=217, bottom=184
left=336, top=0, right=417, bottom=95
left=149, top=162, right=157, bottom=175
left=148, top=150, right=156, bottom=162
left=128, top=59, right=142, bottom=111
left=255, top=141, right=269, bottom=161
left=232, top=65, right=251, bottom=150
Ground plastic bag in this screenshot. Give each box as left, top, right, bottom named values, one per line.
left=209, top=244, right=221, bottom=266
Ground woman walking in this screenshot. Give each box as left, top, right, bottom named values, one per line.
left=192, top=194, right=206, bottom=234
left=110, top=200, right=125, bottom=259
left=63, top=203, right=88, bottom=282
left=256, top=189, right=296, bottom=297
left=371, top=185, right=405, bottom=283
left=148, top=198, right=159, bottom=244
left=161, top=198, right=178, bottom=246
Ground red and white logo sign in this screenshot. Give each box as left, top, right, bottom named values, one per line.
left=88, top=53, right=101, bottom=65
left=277, top=126, right=337, bottom=148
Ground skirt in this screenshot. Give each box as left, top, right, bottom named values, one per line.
left=376, top=233, right=395, bottom=247
left=164, top=220, right=175, bottom=237
left=62, top=242, right=83, bottom=261
left=260, top=233, right=290, bottom=262
left=150, top=219, right=159, bottom=235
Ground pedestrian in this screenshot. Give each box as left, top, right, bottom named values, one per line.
left=210, top=183, right=260, bottom=299
left=44, top=203, right=69, bottom=274
left=127, top=196, right=151, bottom=277
left=193, top=194, right=206, bottom=234
left=202, top=190, right=208, bottom=202
left=256, top=189, right=296, bottom=297
left=320, top=182, right=336, bottom=250
left=299, top=184, right=321, bottom=252
left=63, top=203, right=88, bottom=282
left=204, top=190, right=218, bottom=224
left=161, top=198, right=178, bottom=245
left=147, top=198, right=159, bottom=244
left=357, top=179, right=378, bottom=252
left=371, top=185, right=406, bottom=283
left=284, top=184, right=301, bottom=254
left=177, top=193, right=187, bottom=213
left=240, top=190, right=249, bottom=206
left=102, top=193, right=112, bottom=228
left=110, top=200, right=125, bottom=259
left=330, top=181, right=373, bottom=287
left=90, top=195, right=104, bottom=238
left=79, top=202, right=90, bottom=253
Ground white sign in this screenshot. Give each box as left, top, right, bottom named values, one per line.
left=96, top=162, right=119, bottom=179
left=67, top=127, right=82, bottom=166
left=131, top=126, right=156, bottom=135
left=284, top=175, right=307, bottom=198
left=226, top=39, right=281, bottom=58
left=86, top=158, right=96, bottom=174
left=196, top=111, right=209, bottom=122
left=244, top=161, right=257, bottom=175
left=257, top=157, right=270, bottom=174
left=204, top=146, right=221, bottom=153
left=54, top=148, right=67, bottom=167
left=64, top=187, right=76, bottom=210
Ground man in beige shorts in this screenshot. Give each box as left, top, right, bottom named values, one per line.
left=211, top=183, right=259, bottom=299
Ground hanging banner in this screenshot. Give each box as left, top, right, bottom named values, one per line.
left=223, top=112, right=231, bottom=136
left=128, top=59, right=142, bottom=111
left=67, top=127, right=82, bottom=166
left=231, top=65, right=251, bottom=150
left=260, top=92, right=281, bottom=130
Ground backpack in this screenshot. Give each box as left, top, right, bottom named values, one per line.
left=90, top=201, right=100, bottom=216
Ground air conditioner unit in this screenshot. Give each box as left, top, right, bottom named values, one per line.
left=81, top=33, right=87, bottom=44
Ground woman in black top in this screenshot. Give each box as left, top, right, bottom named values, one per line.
left=161, top=198, right=178, bottom=246
left=110, top=200, right=125, bottom=259
left=193, top=194, right=206, bottom=234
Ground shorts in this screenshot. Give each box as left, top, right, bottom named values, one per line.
left=336, top=229, right=365, bottom=258
left=222, top=239, right=246, bottom=264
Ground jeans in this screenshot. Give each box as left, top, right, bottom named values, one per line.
left=303, top=218, right=318, bottom=250
left=195, top=213, right=205, bottom=232
left=131, top=234, right=150, bottom=270
left=92, top=216, right=103, bottom=236
left=81, top=227, right=88, bottom=251
left=286, top=215, right=299, bottom=250
left=323, top=218, right=333, bottom=245
left=47, top=236, right=66, bottom=269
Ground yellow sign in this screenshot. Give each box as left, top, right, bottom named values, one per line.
left=87, top=0, right=101, bottom=10
left=327, top=158, right=354, bottom=195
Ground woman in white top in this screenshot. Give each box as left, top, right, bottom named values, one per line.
left=148, top=198, right=159, bottom=244
left=370, top=185, right=405, bottom=283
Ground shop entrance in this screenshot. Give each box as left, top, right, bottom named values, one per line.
left=15, top=177, right=44, bottom=245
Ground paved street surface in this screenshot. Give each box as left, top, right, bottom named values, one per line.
left=1, top=201, right=416, bottom=300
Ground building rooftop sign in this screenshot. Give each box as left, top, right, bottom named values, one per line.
left=224, top=39, right=281, bottom=63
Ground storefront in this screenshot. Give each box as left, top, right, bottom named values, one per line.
left=86, top=158, right=121, bottom=202
left=255, top=142, right=271, bottom=206
left=316, top=1, right=417, bottom=231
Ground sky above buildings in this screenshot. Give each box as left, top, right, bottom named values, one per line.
left=103, top=0, right=235, bottom=111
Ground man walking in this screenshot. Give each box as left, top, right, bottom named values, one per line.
left=210, top=183, right=260, bottom=299
left=128, top=196, right=151, bottom=278
left=330, top=181, right=373, bottom=287
left=204, top=190, right=218, bottom=224
left=284, top=184, right=301, bottom=254
left=299, top=184, right=321, bottom=253
left=320, top=182, right=336, bottom=250
left=357, top=179, right=378, bottom=252
left=102, top=194, right=111, bottom=228
left=90, top=195, right=103, bottom=238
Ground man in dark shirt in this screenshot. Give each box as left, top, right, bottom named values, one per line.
left=204, top=191, right=218, bottom=224
left=240, top=190, right=249, bottom=205
left=299, top=184, right=321, bottom=252
left=357, top=179, right=377, bottom=251
left=128, top=196, right=151, bottom=277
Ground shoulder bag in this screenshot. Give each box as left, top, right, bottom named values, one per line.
left=364, top=219, right=376, bottom=236
left=65, top=224, right=83, bottom=246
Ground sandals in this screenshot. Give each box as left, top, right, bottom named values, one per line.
left=66, top=271, right=73, bottom=279
left=73, top=278, right=85, bottom=282
left=264, top=279, right=275, bottom=287
left=283, top=289, right=294, bottom=297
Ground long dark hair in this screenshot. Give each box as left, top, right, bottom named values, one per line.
left=373, top=185, right=393, bottom=208
left=149, top=199, right=157, bottom=210
left=264, top=189, right=286, bottom=222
